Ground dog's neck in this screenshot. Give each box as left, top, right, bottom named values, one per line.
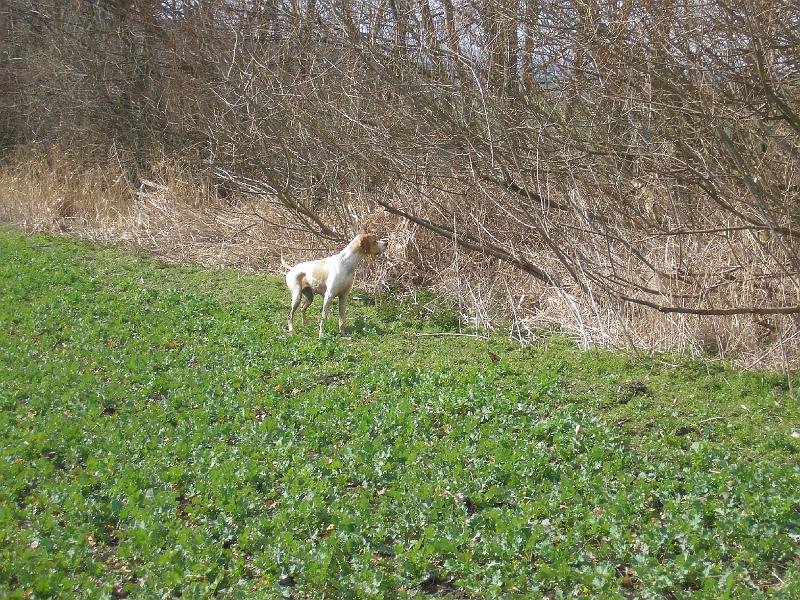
left=337, top=239, right=366, bottom=269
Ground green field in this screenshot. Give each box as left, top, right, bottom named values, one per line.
left=1, top=227, right=798, bottom=598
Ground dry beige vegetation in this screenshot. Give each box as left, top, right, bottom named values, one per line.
left=1, top=148, right=797, bottom=374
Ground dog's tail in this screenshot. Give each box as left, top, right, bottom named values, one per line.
left=280, top=251, right=293, bottom=272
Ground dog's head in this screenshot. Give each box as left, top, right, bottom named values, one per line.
left=357, top=233, right=388, bottom=256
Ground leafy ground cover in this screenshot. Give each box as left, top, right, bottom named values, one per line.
left=0, top=226, right=799, bottom=598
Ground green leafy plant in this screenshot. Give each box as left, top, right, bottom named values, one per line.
left=0, top=227, right=798, bottom=598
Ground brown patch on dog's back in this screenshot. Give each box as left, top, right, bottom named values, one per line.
left=310, top=264, right=328, bottom=282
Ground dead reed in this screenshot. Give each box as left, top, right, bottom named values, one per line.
left=1, top=150, right=797, bottom=374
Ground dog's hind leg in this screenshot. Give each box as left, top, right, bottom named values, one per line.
left=288, top=287, right=303, bottom=332
left=300, top=287, right=313, bottom=325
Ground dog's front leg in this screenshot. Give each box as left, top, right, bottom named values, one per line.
left=320, top=292, right=333, bottom=338
left=337, top=294, right=348, bottom=335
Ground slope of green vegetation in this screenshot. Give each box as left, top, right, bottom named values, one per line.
left=1, top=227, right=798, bottom=598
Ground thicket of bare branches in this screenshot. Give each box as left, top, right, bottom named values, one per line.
left=2, top=0, right=799, bottom=367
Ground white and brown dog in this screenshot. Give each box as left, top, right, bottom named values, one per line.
left=286, top=234, right=388, bottom=337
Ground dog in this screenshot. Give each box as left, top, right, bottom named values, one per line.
left=286, top=234, right=388, bottom=337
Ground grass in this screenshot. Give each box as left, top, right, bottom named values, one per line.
left=0, top=226, right=798, bottom=598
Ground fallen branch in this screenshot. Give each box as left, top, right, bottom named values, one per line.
left=409, top=332, right=488, bottom=338
left=698, top=416, right=727, bottom=425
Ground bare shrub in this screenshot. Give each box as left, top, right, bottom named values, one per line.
left=1, top=0, right=798, bottom=371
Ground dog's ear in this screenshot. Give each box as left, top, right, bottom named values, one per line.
left=358, top=233, right=379, bottom=254
left=367, top=234, right=384, bottom=254
left=355, top=233, right=367, bottom=252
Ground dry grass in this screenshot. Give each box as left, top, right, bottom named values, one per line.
left=1, top=149, right=797, bottom=374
